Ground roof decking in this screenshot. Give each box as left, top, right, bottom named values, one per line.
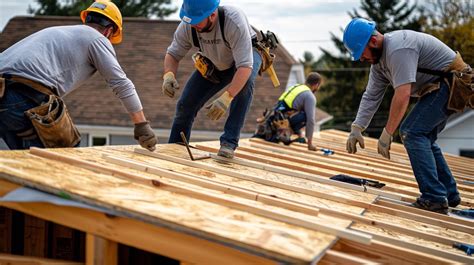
left=0, top=129, right=472, bottom=264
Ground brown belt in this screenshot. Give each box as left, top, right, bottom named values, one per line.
left=0, top=74, right=56, bottom=96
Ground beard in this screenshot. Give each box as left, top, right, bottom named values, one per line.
left=197, top=19, right=213, bottom=33
left=369, top=46, right=383, bottom=64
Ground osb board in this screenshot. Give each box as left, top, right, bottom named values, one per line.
left=0, top=149, right=339, bottom=263
left=318, top=130, right=473, bottom=176
left=48, top=145, right=372, bottom=215
left=239, top=140, right=474, bottom=205
left=351, top=222, right=471, bottom=257
left=362, top=210, right=474, bottom=245
left=198, top=140, right=423, bottom=195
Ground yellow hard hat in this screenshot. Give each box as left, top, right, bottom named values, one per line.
left=81, top=0, right=123, bottom=44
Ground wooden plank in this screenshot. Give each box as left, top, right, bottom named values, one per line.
left=202, top=151, right=407, bottom=201
left=198, top=144, right=474, bottom=205
left=376, top=199, right=474, bottom=227
left=319, top=249, right=378, bottom=265
left=30, top=147, right=370, bottom=245
left=0, top=202, right=278, bottom=265
left=103, top=155, right=323, bottom=218
left=0, top=253, right=83, bottom=265
left=331, top=239, right=455, bottom=265
left=133, top=149, right=474, bottom=235
left=0, top=152, right=334, bottom=264
left=352, top=226, right=474, bottom=263
left=198, top=143, right=425, bottom=190
left=86, top=234, right=118, bottom=265
left=111, top=154, right=470, bottom=246
left=0, top=180, right=20, bottom=197
left=249, top=138, right=474, bottom=182
left=104, top=154, right=372, bottom=245
left=243, top=142, right=474, bottom=197
left=243, top=143, right=417, bottom=182
left=319, top=130, right=474, bottom=175
left=249, top=138, right=415, bottom=175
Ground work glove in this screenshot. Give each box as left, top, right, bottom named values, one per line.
left=346, top=124, right=365, bottom=154
left=134, top=121, right=157, bottom=152
left=162, top=72, right=179, bottom=98
left=377, top=127, right=392, bottom=160
left=308, top=144, right=317, bottom=151
left=206, top=91, right=233, bottom=121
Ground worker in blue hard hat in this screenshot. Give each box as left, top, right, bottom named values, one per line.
left=161, top=0, right=263, bottom=159
left=343, top=17, right=473, bottom=214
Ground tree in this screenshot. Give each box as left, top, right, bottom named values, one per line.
left=315, top=0, right=423, bottom=137
left=28, top=0, right=177, bottom=18
left=420, top=0, right=474, bottom=65
left=299, top=51, right=316, bottom=76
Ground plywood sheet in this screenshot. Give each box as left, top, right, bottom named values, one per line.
left=0, top=148, right=339, bottom=263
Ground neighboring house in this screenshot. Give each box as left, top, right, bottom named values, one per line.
left=0, top=16, right=332, bottom=148
left=438, top=110, right=474, bottom=158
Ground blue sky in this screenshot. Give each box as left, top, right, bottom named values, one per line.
left=0, top=0, right=360, bottom=60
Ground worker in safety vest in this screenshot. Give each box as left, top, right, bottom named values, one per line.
left=253, top=72, right=321, bottom=150
left=343, top=18, right=472, bottom=214
left=161, top=0, right=262, bottom=159
left=0, top=1, right=157, bottom=151
left=275, top=72, right=322, bottom=150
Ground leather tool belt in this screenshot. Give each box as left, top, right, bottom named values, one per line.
left=192, top=52, right=220, bottom=84
left=0, top=74, right=81, bottom=148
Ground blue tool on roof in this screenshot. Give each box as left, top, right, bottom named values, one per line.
left=450, top=208, right=474, bottom=219
left=320, top=148, right=335, bottom=156
left=461, top=180, right=474, bottom=186
left=453, top=242, right=474, bottom=256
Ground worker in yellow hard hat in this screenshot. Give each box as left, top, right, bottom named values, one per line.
left=80, top=0, right=123, bottom=44
left=0, top=1, right=157, bottom=151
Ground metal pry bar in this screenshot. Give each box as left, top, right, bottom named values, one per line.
left=180, top=132, right=211, bottom=161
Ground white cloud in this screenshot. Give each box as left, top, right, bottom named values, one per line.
left=0, top=0, right=359, bottom=60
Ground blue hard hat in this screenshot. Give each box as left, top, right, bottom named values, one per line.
left=343, top=18, right=376, bottom=61
left=179, top=0, right=220, bottom=25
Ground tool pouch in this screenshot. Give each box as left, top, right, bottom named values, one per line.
left=418, top=52, right=473, bottom=112
left=0, top=77, right=5, bottom=99
left=254, top=42, right=275, bottom=75
left=448, top=65, right=473, bottom=112
left=25, top=95, right=81, bottom=148
left=192, top=52, right=220, bottom=84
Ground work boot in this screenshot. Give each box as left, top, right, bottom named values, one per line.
left=411, top=197, right=448, bottom=214
left=218, top=144, right=234, bottom=159
left=448, top=195, right=461, bottom=208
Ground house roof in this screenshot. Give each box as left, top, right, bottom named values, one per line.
left=444, top=109, right=474, bottom=131
left=0, top=16, right=330, bottom=133
left=0, top=129, right=472, bottom=263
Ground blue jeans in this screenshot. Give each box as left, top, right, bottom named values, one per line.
left=399, top=82, right=459, bottom=203
left=169, top=49, right=262, bottom=150
left=0, top=80, right=48, bottom=149
left=288, top=111, right=306, bottom=134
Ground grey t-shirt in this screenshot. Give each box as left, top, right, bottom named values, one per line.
left=354, top=30, right=455, bottom=129
left=0, top=25, right=142, bottom=113
left=167, top=5, right=256, bottom=71
left=292, top=90, right=317, bottom=140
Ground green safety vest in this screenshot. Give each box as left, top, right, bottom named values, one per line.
left=278, top=84, right=311, bottom=109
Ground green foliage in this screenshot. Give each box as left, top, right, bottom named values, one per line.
left=420, top=0, right=474, bottom=65
left=28, top=0, right=177, bottom=18
left=314, top=0, right=423, bottom=137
